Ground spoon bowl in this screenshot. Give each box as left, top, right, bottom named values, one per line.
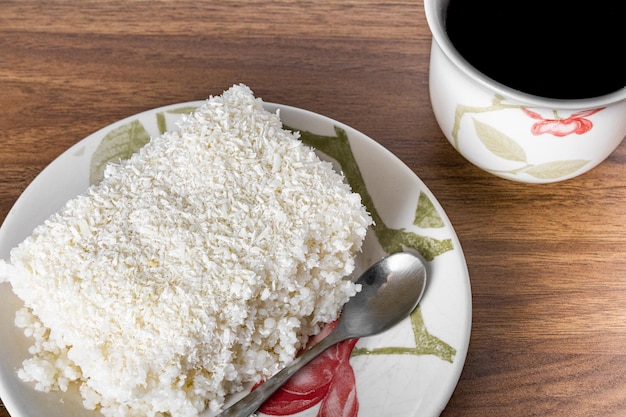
left=338, top=251, right=427, bottom=337
left=217, top=251, right=427, bottom=417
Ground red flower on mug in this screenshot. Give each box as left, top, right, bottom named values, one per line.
left=522, top=107, right=605, bottom=137
left=258, top=321, right=360, bottom=417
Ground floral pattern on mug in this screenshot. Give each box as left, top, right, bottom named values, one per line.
left=522, top=107, right=605, bottom=137
left=259, top=321, right=359, bottom=417
left=451, top=95, right=596, bottom=179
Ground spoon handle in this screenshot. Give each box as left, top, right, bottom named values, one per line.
left=217, top=331, right=345, bottom=417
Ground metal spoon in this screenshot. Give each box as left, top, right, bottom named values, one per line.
left=217, top=251, right=427, bottom=417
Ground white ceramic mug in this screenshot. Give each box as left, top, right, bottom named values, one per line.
left=424, top=0, right=626, bottom=183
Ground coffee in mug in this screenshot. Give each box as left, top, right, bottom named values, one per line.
left=445, top=0, right=624, bottom=99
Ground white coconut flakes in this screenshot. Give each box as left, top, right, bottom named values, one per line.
left=0, top=84, right=372, bottom=417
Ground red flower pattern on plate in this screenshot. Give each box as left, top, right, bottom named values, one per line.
left=522, top=107, right=605, bottom=137
left=258, top=321, right=360, bottom=417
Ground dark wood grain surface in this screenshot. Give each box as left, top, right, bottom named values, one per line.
left=1, top=1, right=625, bottom=416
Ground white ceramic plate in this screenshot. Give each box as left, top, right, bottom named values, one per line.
left=0, top=102, right=471, bottom=417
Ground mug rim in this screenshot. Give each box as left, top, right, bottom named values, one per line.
left=423, top=0, right=626, bottom=109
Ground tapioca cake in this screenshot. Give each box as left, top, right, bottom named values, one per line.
left=0, top=84, right=372, bottom=417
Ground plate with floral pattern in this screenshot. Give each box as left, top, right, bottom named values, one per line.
left=0, top=100, right=471, bottom=417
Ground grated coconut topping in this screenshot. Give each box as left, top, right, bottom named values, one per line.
left=0, top=84, right=372, bottom=417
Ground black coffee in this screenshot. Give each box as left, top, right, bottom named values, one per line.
left=445, top=0, right=625, bottom=99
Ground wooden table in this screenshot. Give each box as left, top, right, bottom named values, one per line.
left=1, top=1, right=625, bottom=416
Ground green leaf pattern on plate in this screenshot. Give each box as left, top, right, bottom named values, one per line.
left=292, top=125, right=453, bottom=262
left=90, top=120, right=151, bottom=185
left=353, top=305, right=455, bottom=362
left=414, top=191, right=445, bottom=228
left=452, top=94, right=591, bottom=180
left=89, top=107, right=457, bottom=364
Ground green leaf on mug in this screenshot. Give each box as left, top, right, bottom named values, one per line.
left=473, top=118, right=527, bottom=162
left=524, top=160, right=590, bottom=179
left=89, top=120, right=151, bottom=185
